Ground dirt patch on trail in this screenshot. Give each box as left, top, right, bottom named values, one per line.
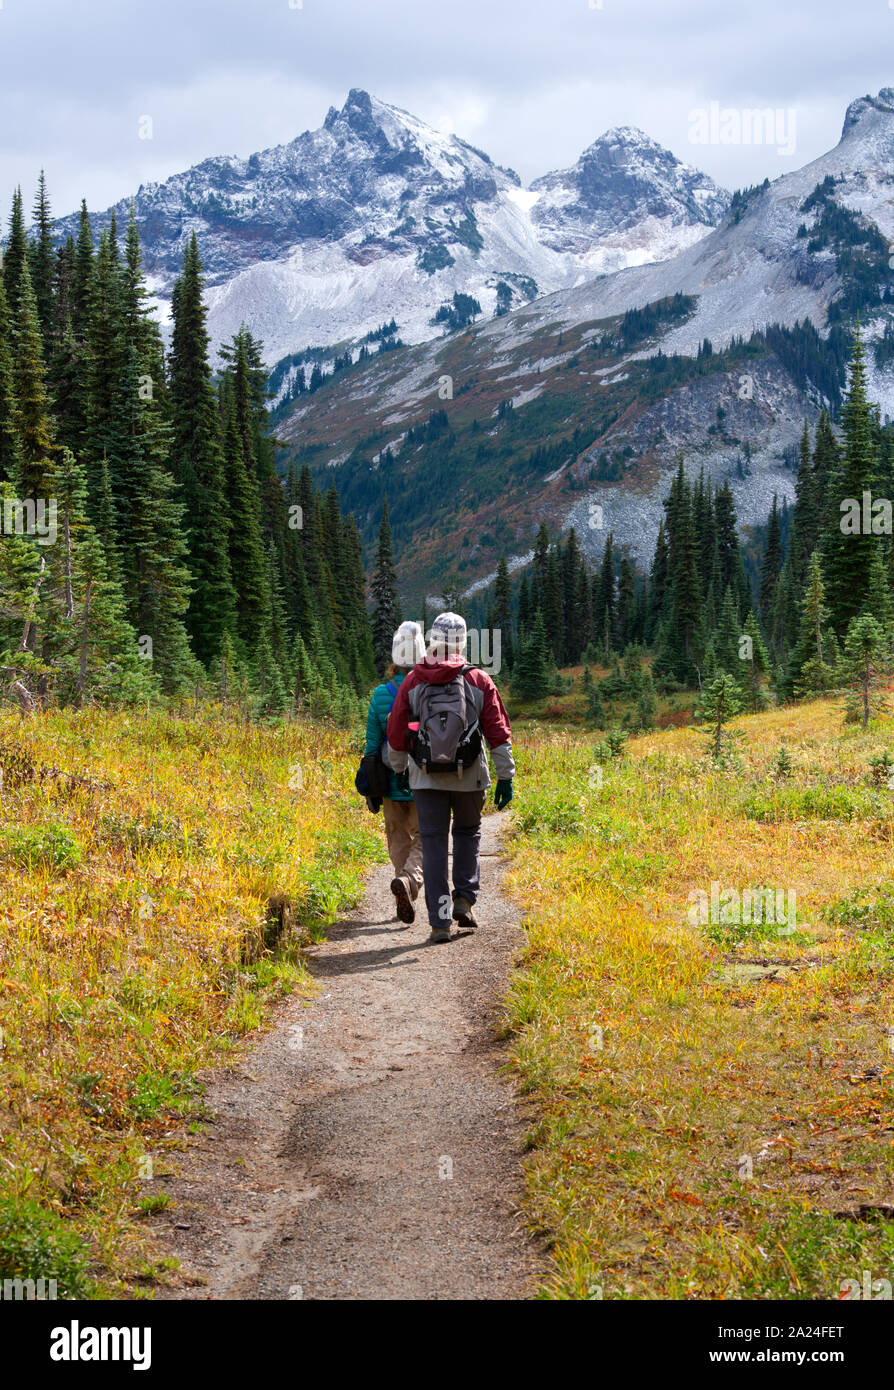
left=150, top=816, right=542, bottom=1300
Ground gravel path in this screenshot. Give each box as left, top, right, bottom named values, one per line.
left=153, top=814, right=541, bottom=1300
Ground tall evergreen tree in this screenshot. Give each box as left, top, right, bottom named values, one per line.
left=28, top=172, right=55, bottom=348
left=9, top=255, right=54, bottom=496
left=511, top=610, right=551, bottom=701
left=759, top=494, right=782, bottom=620
left=594, top=532, right=616, bottom=660
left=71, top=201, right=95, bottom=339
left=370, top=499, right=400, bottom=674
left=823, top=328, right=878, bottom=633
left=168, top=233, right=236, bottom=665
left=0, top=270, right=23, bottom=484
left=219, top=343, right=272, bottom=653
left=785, top=551, right=837, bottom=698
left=3, top=188, right=29, bottom=325
left=493, top=554, right=514, bottom=667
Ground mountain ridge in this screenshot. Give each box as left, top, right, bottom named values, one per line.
left=50, top=88, right=730, bottom=363
left=266, top=87, right=894, bottom=604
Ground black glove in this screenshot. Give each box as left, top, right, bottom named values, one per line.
left=494, top=779, right=513, bottom=810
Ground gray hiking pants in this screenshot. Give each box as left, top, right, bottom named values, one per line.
left=412, top=788, right=486, bottom=929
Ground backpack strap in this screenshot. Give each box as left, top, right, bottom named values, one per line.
left=385, top=680, right=398, bottom=699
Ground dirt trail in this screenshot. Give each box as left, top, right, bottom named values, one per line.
left=153, top=815, right=541, bottom=1300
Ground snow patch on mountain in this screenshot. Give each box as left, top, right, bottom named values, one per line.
left=52, top=89, right=729, bottom=366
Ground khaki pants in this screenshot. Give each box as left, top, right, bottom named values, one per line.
left=382, top=798, right=423, bottom=899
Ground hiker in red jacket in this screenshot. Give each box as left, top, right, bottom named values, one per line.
left=386, top=611, right=515, bottom=944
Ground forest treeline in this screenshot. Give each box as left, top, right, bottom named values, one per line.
left=487, top=332, right=894, bottom=728
left=0, top=177, right=374, bottom=720
left=2, top=177, right=892, bottom=730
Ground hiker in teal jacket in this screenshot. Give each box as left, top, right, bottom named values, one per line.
left=365, top=622, right=425, bottom=924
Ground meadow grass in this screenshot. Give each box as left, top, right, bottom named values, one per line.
left=502, top=698, right=894, bottom=1299
left=0, top=705, right=384, bottom=1296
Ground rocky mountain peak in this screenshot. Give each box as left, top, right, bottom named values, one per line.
left=841, top=86, right=894, bottom=138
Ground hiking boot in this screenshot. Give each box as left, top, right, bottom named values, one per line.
left=428, top=926, right=451, bottom=944
left=452, top=896, right=478, bottom=932
left=390, top=876, right=415, bottom=925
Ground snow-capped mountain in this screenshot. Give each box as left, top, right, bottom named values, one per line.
left=491, top=87, right=894, bottom=410
left=266, top=87, right=894, bottom=599
left=53, top=89, right=729, bottom=363
left=529, top=125, right=728, bottom=258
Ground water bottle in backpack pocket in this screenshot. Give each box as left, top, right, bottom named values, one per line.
left=409, top=667, right=482, bottom=776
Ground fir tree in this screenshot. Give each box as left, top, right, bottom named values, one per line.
left=9, top=255, right=54, bottom=496
left=823, top=327, right=878, bottom=632
left=493, top=554, right=514, bottom=667
left=219, top=350, right=271, bottom=653
left=370, top=499, right=400, bottom=674
left=594, top=532, right=616, bottom=661
left=3, top=189, right=29, bottom=324
left=759, top=494, right=782, bottom=620
left=864, top=546, right=894, bottom=631
left=512, top=610, right=551, bottom=701
left=0, top=269, right=23, bottom=484
left=168, top=233, right=236, bottom=665
left=697, top=672, right=743, bottom=759
left=787, top=552, right=837, bottom=699
left=71, top=201, right=95, bottom=338
left=29, top=172, right=55, bottom=348
left=543, top=545, right=564, bottom=664
left=839, top=612, right=887, bottom=728
left=740, top=610, right=770, bottom=712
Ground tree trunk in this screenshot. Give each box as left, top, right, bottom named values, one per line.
left=19, top=556, right=46, bottom=652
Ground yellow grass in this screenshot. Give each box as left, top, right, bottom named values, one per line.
left=0, top=705, right=384, bottom=1296
left=503, top=699, right=894, bottom=1299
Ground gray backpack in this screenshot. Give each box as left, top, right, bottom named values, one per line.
left=409, top=667, right=482, bottom=775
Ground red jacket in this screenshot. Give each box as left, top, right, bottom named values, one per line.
left=386, top=657, right=512, bottom=753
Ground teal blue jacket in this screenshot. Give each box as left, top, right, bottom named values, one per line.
left=365, top=673, right=412, bottom=801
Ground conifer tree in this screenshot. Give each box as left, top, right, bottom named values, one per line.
left=594, top=532, right=616, bottom=660
left=3, top=189, right=29, bottom=325
left=865, top=546, right=894, bottom=632
left=43, top=447, right=153, bottom=705
left=697, top=672, right=742, bottom=759
left=512, top=610, right=551, bottom=701
left=29, top=172, right=55, bottom=348
left=493, top=554, right=514, bottom=667
left=218, top=358, right=271, bottom=653
left=0, top=270, right=23, bottom=484
left=616, top=556, right=636, bottom=650
left=115, top=345, right=194, bottom=689
left=168, top=233, right=236, bottom=665
left=370, top=499, right=400, bottom=674
left=517, top=568, right=532, bottom=637
left=740, top=610, right=770, bottom=712
left=711, top=585, right=742, bottom=680
left=543, top=546, right=564, bottom=664
left=839, top=612, right=887, bottom=728
left=823, top=328, right=878, bottom=633
left=647, top=519, right=669, bottom=644
left=786, top=420, right=816, bottom=591
left=760, top=494, right=782, bottom=620
left=786, top=552, right=837, bottom=698
left=657, top=463, right=702, bottom=682
left=71, top=201, right=95, bottom=338
left=10, top=256, right=54, bottom=497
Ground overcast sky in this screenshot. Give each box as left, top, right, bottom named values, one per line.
left=1, top=0, right=892, bottom=220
